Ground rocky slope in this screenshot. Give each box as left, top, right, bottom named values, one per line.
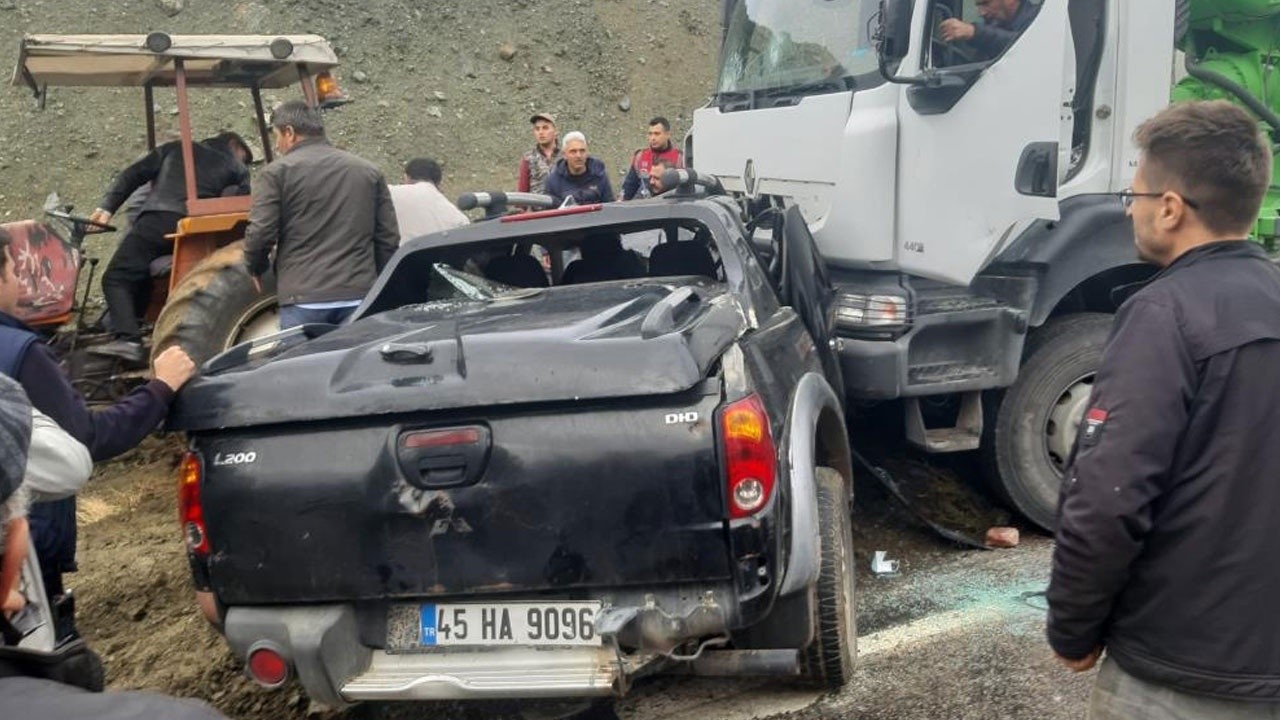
left=0, top=0, right=720, bottom=261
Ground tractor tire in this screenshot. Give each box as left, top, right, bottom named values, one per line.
left=797, top=466, right=856, bottom=690
left=151, top=241, right=279, bottom=366
left=982, top=313, right=1113, bottom=531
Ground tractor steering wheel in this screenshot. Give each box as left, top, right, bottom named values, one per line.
left=45, top=208, right=117, bottom=234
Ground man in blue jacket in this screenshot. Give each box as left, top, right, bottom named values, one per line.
left=0, top=227, right=195, bottom=637
left=545, top=131, right=615, bottom=207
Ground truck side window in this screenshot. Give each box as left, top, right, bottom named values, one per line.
left=926, top=0, right=1043, bottom=69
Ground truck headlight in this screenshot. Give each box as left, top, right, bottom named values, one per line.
left=834, top=293, right=910, bottom=330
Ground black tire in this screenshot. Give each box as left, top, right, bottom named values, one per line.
left=982, top=313, right=1113, bottom=531
left=150, top=241, right=278, bottom=365
left=798, top=466, right=856, bottom=690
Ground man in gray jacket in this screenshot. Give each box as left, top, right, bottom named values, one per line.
left=244, top=101, right=399, bottom=329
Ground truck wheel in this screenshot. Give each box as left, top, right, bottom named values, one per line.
left=797, top=466, right=856, bottom=690
left=151, top=241, right=279, bottom=365
left=983, top=313, right=1112, bottom=531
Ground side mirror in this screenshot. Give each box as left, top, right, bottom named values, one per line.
left=877, top=0, right=914, bottom=62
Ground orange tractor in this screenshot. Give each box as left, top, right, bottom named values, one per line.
left=4, top=33, right=347, bottom=400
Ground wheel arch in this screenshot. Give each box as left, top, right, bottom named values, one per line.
left=778, top=372, right=849, bottom=597
left=995, top=195, right=1154, bottom=327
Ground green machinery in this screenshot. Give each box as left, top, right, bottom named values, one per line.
left=1174, top=0, right=1280, bottom=244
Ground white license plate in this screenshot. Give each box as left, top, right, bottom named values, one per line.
left=418, top=602, right=602, bottom=647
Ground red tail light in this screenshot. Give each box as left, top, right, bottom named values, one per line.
left=177, top=452, right=209, bottom=556
left=720, top=394, right=777, bottom=519
left=246, top=644, right=289, bottom=688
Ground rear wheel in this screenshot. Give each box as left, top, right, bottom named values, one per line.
left=150, top=241, right=279, bottom=365
left=798, top=466, right=856, bottom=689
left=982, top=313, right=1113, bottom=530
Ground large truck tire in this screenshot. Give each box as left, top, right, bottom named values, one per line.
left=797, top=466, right=856, bottom=690
left=982, top=313, right=1113, bottom=531
left=151, top=241, right=279, bottom=366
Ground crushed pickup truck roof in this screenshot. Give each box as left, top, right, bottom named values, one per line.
left=12, top=34, right=339, bottom=89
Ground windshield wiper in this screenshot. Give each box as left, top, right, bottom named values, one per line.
left=755, top=76, right=856, bottom=102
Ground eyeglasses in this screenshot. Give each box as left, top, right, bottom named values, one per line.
left=1116, top=188, right=1200, bottom=210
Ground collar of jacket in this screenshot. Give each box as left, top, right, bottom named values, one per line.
left=0, top=311, right=32, bottom=332
left=1110, top=240, right=1262, bottom=306
left=285, top=136, right=331, bottom=155
left=535, top=142, right=561, bottom=159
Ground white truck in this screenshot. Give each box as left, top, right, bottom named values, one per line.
left=691, top=0, right=1277, bottom=529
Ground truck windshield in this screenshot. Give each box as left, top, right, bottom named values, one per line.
left=717, top=0, right=878, bottom=101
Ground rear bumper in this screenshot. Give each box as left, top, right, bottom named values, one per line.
left=222, top=584, right=739, bottom=706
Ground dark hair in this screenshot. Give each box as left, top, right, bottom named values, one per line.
left=270, top=100, right=326, bottom=138
left=649, top=116, right=671, bottom=131
left=0, top=227, right=11, bottom=274
left=405, top=157, right=443, bottom=185
left=1134, top=100, right=1272, bottom=235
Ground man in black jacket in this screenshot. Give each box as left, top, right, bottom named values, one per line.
left=88, top=132, right=252, bottom=361
left=939, top=0, right=1036, bottom=60
left=244, top=102, right=399, bottom=329
left=1046, top=100, right=1280, bottom=716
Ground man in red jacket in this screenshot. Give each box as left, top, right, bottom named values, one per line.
left=622, top=117, right=684, bottom=200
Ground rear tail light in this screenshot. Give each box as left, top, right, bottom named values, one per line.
left=246, top=643, right=289, bottom=688
left=177, top=452, right=209, bottom=556
left=720, top=394, right=777, bottom=519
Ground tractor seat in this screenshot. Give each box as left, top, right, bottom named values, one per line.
left=150, top=254, right=174, bottom=279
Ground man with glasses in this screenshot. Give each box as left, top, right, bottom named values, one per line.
left=938, top=0, right=1036, bottom=61
left=1047, top=100, right=1280, bottom=717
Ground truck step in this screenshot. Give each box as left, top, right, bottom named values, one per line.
left=341, top=647, right=620, bottom=701
left=914, top=294, right=1004, bottom=317
left=904, top=393, right=983, bottom=453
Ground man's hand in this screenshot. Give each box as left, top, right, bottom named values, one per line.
left=939, top=18, right=976, bottom=43
left=86, top=209, right=113, bottom=233
left=152, top=345, right=197, bottom=392
left=1055, top=647, right=1102, bottom=673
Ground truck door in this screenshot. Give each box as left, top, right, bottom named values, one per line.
left=780, top=206, right=845, bottom=400
left=895, top=0, right=1072, bottom=285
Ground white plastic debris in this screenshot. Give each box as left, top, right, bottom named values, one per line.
left=871, top=550, right=900, bottom=576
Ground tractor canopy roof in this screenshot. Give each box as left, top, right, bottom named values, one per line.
left=12, top=33, right=339, bottom=90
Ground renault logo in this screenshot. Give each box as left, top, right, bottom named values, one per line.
left=743, top=159, right=757, bottom=198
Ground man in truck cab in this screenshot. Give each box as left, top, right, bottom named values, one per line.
left=938, top=0, right=1037, bottom=60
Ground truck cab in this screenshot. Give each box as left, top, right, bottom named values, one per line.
left=692, top=0, right=1274, bottom=528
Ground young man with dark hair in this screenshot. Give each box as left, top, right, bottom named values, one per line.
left=388, top=157, right=468, bottom=243
left=86, top=132, right=252, bottom=361
left=1047, top=100, right=1280, bottom=717
left=622, top=116, right=684, bottom=201
left=518, top=112, right=562, bottom=195
left=243, top=101, right=400, bottom=329
left=0, top=228, right=194, bottom=614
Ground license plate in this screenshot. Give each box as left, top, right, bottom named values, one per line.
left=417, top=602, right=602, bottom=647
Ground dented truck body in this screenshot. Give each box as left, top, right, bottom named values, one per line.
left=169, top=195, right=856, bottom=707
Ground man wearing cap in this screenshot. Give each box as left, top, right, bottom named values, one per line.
left=518, top=112, right=563, bottom=196
left=87, top=131, right=253, bottom=362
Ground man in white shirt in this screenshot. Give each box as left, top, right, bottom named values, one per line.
left=388, top=158, right=469, bottom=243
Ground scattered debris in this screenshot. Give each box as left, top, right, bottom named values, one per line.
left=498, top=43, right=518, bottom=61
left=871, top=550, right=901, bottom=576
left=426, top=105, right=443, bottom=118
left=352, top=69, right=369, bottom=83
left=432, top=90, right=447, bottom=101
left=985, top=526, right=1020, bottom=548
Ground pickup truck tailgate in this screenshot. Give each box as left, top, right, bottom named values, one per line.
left=196, top=389, right=729, bottom=604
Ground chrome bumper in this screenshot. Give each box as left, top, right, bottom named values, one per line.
left=341, top=646, right=621, bottom=701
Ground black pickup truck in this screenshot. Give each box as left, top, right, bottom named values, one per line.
left=168, top=178, right=856, bottom=709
